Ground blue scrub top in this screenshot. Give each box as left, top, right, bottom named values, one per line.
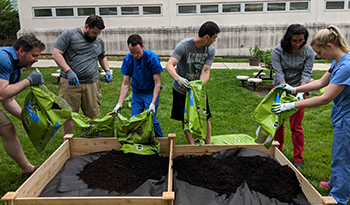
left=329, top=52, right=350, bottom=127
left=121, top=49, right=163, bottom=94
left=0, top=46, right=22, bottom=84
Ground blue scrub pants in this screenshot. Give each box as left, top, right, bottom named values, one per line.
left=328, top=125, right=350, bottom=204
left=131, top=91, right=163, bottom=138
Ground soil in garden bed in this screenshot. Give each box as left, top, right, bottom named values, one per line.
left=173, top=154, right=303, bottom=204
left=78, top=149, right=169, bottom=194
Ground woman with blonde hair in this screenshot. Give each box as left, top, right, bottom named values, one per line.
left=271, top=25, right=350, bottom=204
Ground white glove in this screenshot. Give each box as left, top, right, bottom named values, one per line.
left=113, top=103, right=123, bottom=114
left=271, top=102, right=296, bottom=114
left=148, top=103, right=155, bottom=115
left=279, top=84, right=296, bottom=94
left=176, top=76, right=190, bottom=90
left=296, top=92, right=305, bottom=101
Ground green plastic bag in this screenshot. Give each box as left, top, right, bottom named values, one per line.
left=253, top=85, right=299, bottom=148
left=184, top=80, right=207, bottom=145
left=211, top=134, right=257, bottom=145
left=22, top=84, right=72, bottom=152
left=72, top=113, right=116, bottom=138
left=116, top=110, right=160, bottom=155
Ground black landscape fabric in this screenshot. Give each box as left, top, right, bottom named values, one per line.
left=40, top=148, right=310, bottom=205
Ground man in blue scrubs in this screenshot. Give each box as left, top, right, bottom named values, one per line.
left=113, top=34, right=163, bottom=138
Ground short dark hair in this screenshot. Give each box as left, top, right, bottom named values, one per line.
left=127, top=34, right=143, bottom=47
left=12, top=35, right=46, bottom=52
left=85, top=15, right=105, bottom=30
left=281, top=24, right=309, bottom=53
left=198, top=21, right=220, bottom=38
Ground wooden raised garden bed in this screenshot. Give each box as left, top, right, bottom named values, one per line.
left=1, top=134, right=175, bottom=205
left=172, top=139, right=337, bottom=205
left=2, top=134, right=336, bottom=205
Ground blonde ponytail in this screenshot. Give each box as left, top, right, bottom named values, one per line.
left=311, top=25, right=350, bottom=53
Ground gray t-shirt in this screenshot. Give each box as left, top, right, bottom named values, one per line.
left=171, top=38, right=215, bottom=94
left=272, top=44, right=314, bottom=87
left=54, top=27, right=105, bottom=83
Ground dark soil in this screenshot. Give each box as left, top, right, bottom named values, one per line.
left=78, top=149, right=169, bottom=194
left=173, top=154, right=303, bottom=204
left=78, top=149, right=303, bottom=204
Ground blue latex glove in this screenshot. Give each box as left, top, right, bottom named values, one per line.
left=66, top=69, right=80, bottom=86
left=271, top=102, right=296, bottom=114
left=26, top=70, right=44, bottom=86
left=105, top=70, right=112, bottom=83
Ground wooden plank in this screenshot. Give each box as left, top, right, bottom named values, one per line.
left=70, top=136, right=169, bottom=157
left=274, top=148, right=337, bottom=205
left=12, top=197, right=168, bottom=205
left=322, top=196, right=338, bottom=205
left=1, top=192, right=17, bottom=205
left=14, top=141, right=71, bottom=198
left=156, top=137, right=170, bottom=157
left=162, top=134, right=175, bottom=201
left=70, top=138, right=122, bottom=157
left=173, top=144, right=276, bottom=157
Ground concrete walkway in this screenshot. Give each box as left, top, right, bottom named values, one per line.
left=34, top=59, right=331, bottom=71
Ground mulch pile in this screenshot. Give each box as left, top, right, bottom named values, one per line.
left=173, top=154, right=303, bottom=204
left=78, top=149, right=169, bottom=194
left=78, top=149, right=303, bottom=204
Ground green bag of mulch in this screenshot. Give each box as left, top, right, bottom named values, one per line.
left=184, top=80, right=207, bottom=145
left=211, top=134, right=257, bottom=145
left=116, top=110, right=160, bottom=155
left=253, top=85, right=299, bottom=148
left=72, top=113, right=116, bottom=138
left=22, top=84, right=72, bottom=152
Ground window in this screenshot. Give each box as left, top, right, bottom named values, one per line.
left=325, top=1, right=344, bottom=9
left=290, top=2, right=309, bottom=11
left=11, top=0, right=17, bottom=10
left=34, top=8, right=52, bottom=17
left=121, top=6, right=139, bottom=15
left=178, top=5, right=197, bottom=14
left=78, top=7, right=95, bottom=16
left=143, top=6, right=161, bottom=15
left=56, top=8, right=73, bottom=16
left=200, top=4, right=218, bottom=13
left=222, top=4, right=241, bottom=13
left=267, top=2, right=286, bottom=11
left=100, top=7, right=118, bottom=16
left=245, top=3, right=263, bottom=12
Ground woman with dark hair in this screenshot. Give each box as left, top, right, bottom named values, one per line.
left=271, top=24, right=315, bottom=169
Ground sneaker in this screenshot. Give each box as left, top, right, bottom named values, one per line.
left=293, top=162, right=302, bottom=169
left=320, top=181, right=331, bottom=189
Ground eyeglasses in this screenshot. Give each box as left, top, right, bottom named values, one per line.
left=291, top=39, right=304, bottom=44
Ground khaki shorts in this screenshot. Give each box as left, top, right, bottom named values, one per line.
left=0, top=107, right=12, bottom=128
left=59, top=77, right=102, bottom=118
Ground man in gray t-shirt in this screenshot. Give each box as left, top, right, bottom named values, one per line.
left=52, top=15, right=112, bottom=136
left=165, top=21, right=220, bottom=145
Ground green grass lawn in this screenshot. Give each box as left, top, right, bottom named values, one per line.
left=40, top=55, right=333, bottom=64
left=1, top=66, right=347, bottom=204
